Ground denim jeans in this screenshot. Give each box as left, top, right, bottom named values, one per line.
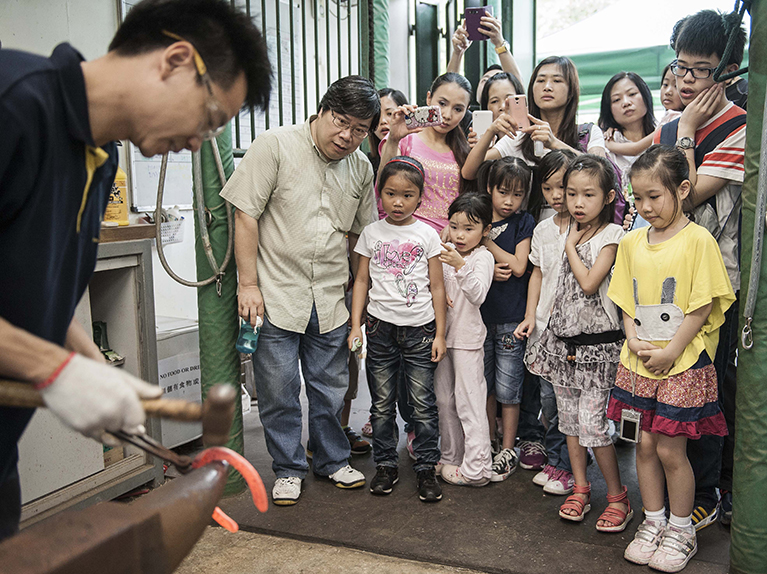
left=396, top=363, right=415, bottom=434
left=518, top=369, right=545, bottom=443
left=483, top=323, right=526, bottom=405
left=688, top=293, right=738, bottom=506
left=365, top=315, right=440, bottom=471
left=540, top=377, right=571, bottom=471
left=252, top=305, right=351, bottom=478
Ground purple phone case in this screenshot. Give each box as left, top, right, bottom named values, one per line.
left=465, top=6, right=492, bottom=42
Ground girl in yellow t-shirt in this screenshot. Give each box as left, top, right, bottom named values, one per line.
left=606, top=145, right=734, bottom=572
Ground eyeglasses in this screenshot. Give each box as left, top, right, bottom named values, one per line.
left=163, top=31, right=229, bottom=141
left=670, top=60, right=718, bottom=80
left=330, top=111, right=369, bottom=140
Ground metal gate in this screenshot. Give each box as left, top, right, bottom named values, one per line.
left=230, top=0, right=372, bottom=156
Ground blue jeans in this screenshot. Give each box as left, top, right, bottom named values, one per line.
left=252, top=305, right=351, bottom=478
left=396, top=363, right=415, bottom=434
left=540, top=377, right=571, bottom=471
left=519, top=369, right=545, bottom=443
left=365, top=315, right=440, bottom=471
left=483, top=323, right=526, bottom=405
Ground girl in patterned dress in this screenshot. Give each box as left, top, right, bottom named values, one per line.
left=526, top=155, right=632, bottom=533
left=606, top=146, right=733, bottom=572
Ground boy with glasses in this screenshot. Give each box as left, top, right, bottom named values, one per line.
left=0, top=0, right=272, bottom=542
left=652, top=8, right=747, bottom=542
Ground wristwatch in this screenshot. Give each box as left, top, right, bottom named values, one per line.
left=676, top=136, right=695, bottom=150
left=495, top=42, right=509, bottom=55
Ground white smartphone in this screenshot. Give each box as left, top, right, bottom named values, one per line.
left=472, top=110, right=493, bottom=138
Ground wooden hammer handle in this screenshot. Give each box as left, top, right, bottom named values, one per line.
left=0, top=380, right=202, bottom=422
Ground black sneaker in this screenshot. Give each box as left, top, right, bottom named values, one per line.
left=370, top=465, right=398, bottom=495
left=417, top=467, right=442, bottom=502
left=720, top=491, right=732, bottom=528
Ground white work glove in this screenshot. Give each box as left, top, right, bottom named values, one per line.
left=39, top=353, right=163, bottom=442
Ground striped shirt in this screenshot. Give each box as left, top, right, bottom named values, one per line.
left=221, top=119, right=375, bottom=334
left=654, top=102, right=745, bottom=290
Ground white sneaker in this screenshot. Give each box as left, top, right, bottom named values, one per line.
left=328, top=464, right=366, bottom=488
left=272, top=477, right=302, bottom=506
left=533, top=464, right=556, bottom=487
left=648, top=525, right=697, bottom=572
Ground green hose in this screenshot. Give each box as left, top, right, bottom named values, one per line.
left=731, top=1, right=766, bottom=571
left=193, top=125, right=245, bottom=496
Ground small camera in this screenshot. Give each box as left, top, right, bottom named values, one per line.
left=620, top=409, right=642, bottom=443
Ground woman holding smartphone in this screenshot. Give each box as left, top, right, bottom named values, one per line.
left=462, top=56, right=607, bottom=179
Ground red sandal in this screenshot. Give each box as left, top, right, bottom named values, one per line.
left=596, top=484, right=634, bottom=532
left=559, top=482, right=591, bottom=522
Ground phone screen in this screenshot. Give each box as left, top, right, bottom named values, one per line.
left=620, top=418, right=638, bottom=442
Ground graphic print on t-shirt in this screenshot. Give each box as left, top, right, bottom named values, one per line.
left=489, top=222, right=508, bottom=241
left=373, top=239, right=425, bottom=307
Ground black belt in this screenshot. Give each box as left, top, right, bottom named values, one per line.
left=555, top=330, right=625, bottom=363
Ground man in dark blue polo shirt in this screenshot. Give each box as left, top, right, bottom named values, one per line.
left=0, top=0, right=271, bottom=541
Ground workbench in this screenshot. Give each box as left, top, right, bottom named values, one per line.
left=17, top=239, right=164, bottom=528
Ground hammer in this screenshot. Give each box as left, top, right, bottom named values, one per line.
left=0, top=379, right=237, bottom=436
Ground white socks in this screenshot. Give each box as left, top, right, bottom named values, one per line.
left=669, top=512, right=694, bottom=533
left=645, top=507, right=668, bottom=526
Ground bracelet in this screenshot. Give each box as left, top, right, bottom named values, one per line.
left=35, top=352, right=76, bottom=391
left=626, top=336, right=639, bottom=349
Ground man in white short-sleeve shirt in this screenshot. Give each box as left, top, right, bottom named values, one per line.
left=220, top=76, right=379, bottom=506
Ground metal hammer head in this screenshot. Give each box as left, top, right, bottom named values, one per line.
left=202, top=384, right=237, bottom=446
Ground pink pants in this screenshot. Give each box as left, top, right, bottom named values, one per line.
left=434, top=348, right=492, bottom=481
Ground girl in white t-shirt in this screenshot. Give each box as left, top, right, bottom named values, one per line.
left=462, top=55, right=607, bottom=181
left=516, top=149, right=578, bottom=497
left=349, top=156, right=447, bottom=503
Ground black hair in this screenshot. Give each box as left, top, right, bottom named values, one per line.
left=369, top=88, right=409, bottom=159
left=661, top=62, right=673, bottom=83
left=671, top=10, right=747, bottom=67
left=377, top=156, right=425, bottom=198
left=521, top=56, right=580, bottom=164
left=629, top=145, right=696, bottom=216
left=109, top=0, right=272, bottom=111
left=484, top=64, right=503, bottom=74
left=319, top=75, right=381, bottom=129
left=428, top=73, right=473, bottom=191
left=529, top=149, right=577, bottom=219
left=479, top=72, right=526, bottom=111
left=562, top=154, right=616, bottom=227
left=598, top=72, right=656, bottom=137
left=480, top=157, right=532, bottom=202
left=448, top=192, right=493, bottom=229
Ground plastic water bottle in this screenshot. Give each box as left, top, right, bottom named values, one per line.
left=236, top=315, right=263, bottom=354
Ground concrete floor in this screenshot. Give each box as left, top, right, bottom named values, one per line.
left=177, top=527, right=483, bottom=574
left=175, top=374, right=731, bottom=574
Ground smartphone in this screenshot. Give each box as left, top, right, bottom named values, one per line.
left=464, top=6, right=493, bottom=42
left=506, top=94, right=530, bottom=130
left=404, top=105, right=443, bottom=129
left=472, top=110, right=493, bottom=138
